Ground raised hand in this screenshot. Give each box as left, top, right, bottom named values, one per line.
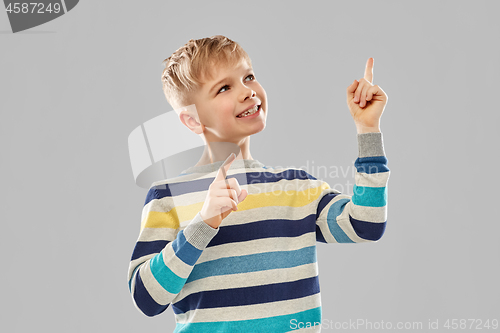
left=199, top=153, right=248, bottom=229
left=346, top=57, right=388, bottom=133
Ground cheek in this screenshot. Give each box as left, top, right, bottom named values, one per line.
left=256, top=85, right=267, bottom=102
left=200, top=103, right=232, bottom=124
left=204, top=103, right=235, bottom=126
left=216, top=101, right=235, bottom=118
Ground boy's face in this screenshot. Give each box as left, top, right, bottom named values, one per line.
left=190, top=58, right=267, bottom=144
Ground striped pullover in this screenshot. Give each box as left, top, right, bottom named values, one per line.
left=127, top=132, right=390, bottom=332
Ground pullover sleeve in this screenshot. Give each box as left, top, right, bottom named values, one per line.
left=127, top=187, right=218, bottom=317
left=316, top=132, right=390, bottom=243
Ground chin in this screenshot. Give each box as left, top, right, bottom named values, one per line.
left=250, top=121, right=266, bottom=135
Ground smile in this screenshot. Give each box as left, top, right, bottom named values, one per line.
left=237, top=105, right=261, bottom=118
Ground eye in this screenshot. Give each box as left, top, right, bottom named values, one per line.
left=217, top=74, right=256, bottom=94
left=218, top=85, right=229, bottom=94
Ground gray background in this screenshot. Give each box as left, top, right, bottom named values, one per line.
left=1, top=1, right=499, bottom=332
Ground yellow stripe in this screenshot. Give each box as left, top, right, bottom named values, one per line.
left=140, top=183, right=330, bottom=230
left=140, top=203, right=204, bottom=231
left=239, top=183, right=330, bottom=210
left=140, top=211, right=178, bottom=231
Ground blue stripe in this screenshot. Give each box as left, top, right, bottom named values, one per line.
left=350, top=216, right=386, bottom=241
left=327, top=198, right=354, bottom=243
left=354, top=156, right=389, bottom=174
left=144, top=188, right=159, bottom=205
left=315, top=224, right=327, bottom=243
left=186, top=246, right=317, bottom=284
left=208, top=216, right=316, bottom=247
left=131, top=240, right=169, bottom=261
left=316, top=192, right=341, bottom=243
left=246, top=168, right=318, bottom=182
left=316, top=192, right=340, bottom=219
left=150, top=252, right=187, bottom=294
left=173, top=276, right=320, bottom=314
left=352, top=185, right=387, bottom=207
left=171, top=230, right=203, bottom=266
left=148, top=169, right=319, bottom=204
left=173, top=306, right=322, bottom=333
left=133, top=269, right=169, bottom=317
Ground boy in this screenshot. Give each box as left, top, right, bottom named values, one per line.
left=127, top=35, right=390, bottom=332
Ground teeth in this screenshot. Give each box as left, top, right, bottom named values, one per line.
left=237, top=105, right=259, bottom=118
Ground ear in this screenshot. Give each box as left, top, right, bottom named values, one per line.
left=179, top=110, right=204, bottom=135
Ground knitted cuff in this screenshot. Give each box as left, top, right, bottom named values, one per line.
left=357, top=132, right=386, bottom=158
left=183, top=212, right=219, bottom=250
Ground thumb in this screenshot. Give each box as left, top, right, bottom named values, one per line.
left=238, top=189, right=248, bottom=203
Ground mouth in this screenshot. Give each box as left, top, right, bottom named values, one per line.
left=236, top=104, right=261, bottom=118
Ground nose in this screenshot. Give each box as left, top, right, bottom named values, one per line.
left=244, top=89, right=256, bottom=101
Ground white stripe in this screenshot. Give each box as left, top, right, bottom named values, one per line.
left=176, top=293, right=321, bottom=324
left=174, top=262, right=319, bottom=303
left=196, top=232, right=316, bottom=264
left=349, top=203, right=387, bottom=223
left=138, top=227, right=177, bottom=242
left=355, top=170, right=390, bottom=187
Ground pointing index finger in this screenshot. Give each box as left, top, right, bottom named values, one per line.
left=217, top=153, right=237, bottom=203
left=216, top=153, right=236, bottom=183
left=364, top=57, right=374, bottom=84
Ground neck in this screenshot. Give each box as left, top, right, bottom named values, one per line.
left=195, top=137, right=253, bottom=166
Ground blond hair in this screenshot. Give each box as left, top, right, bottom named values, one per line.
left=161, top=35, right=252, bottom=113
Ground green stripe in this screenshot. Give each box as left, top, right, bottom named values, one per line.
left=150, top=252, right=187, bottom=294
left=352, top=185, right=387, bottom=207
left=174, top=306, right=321, bottom=332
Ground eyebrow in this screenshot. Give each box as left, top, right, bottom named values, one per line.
left=208, top=67, right=254, bottom=95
